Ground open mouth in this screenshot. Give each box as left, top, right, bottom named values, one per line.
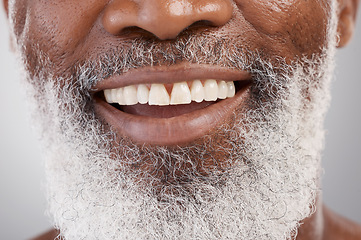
left=92, top=65, right=252, bottom=146
left=102, top=79, right=249, bottom=118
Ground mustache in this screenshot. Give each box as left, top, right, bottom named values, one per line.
left=73, top=33, right=277, bottom=91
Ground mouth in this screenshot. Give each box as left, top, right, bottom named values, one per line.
left=93, top=64, right=252, bottom=146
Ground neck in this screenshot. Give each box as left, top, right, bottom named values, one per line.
left=296, top=197, right=324, bottom=240
left=296, top=197, right=361, bottom=240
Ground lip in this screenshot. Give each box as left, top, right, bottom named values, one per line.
left=91, top=63, right=251, bottom=91
left=92, top=63, right=252, bottom=146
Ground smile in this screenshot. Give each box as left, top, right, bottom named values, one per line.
left=103, top=79, right=236, bottom=106
left=93, top=64, right=252, bottom=145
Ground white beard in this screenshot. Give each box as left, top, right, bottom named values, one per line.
left=22, top=2, right=338, bottom=239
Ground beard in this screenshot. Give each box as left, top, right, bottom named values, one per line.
left=20, top=2, right=338, bottom=240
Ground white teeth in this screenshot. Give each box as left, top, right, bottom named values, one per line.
left=137, top=84, right=149, bottom=104
left=111, top=89, right=119, bottom=103
left=114, top=88, right=124, bottom=105
left=218, top=81, right=228, bottom=99
left=103, top=80, right=239, bottom=106
left=170, top=82, right=191, bottom=105
left=190, top=80, right=205, bottom=103
left=204, top=79, right=218, bottom=101
left=227, top=81, right=235, bottom=98
left=149, top=84, right=170, bottom=106
left=104, top=89, right=113, bottom=103
left=123, top=86, right=138, bottom=105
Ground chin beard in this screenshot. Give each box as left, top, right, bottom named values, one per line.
left=20, top=3, right=338, bottom=239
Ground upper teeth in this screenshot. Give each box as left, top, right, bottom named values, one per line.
left=103, top=79, right=236, bottom=106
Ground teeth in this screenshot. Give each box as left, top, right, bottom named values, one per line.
left=123, top=85, right=138, bottom=105
left=111, top=88, right=121, bottom=104
left=218, top=81, right=228, bottom=99
left=149, top=84, right=170, bottom=106
left=103, top=80, right=238, bottom=106
left=114, top=88, right=124, bottom=105
left=190, top=80, right=205, bottom=103
left=137, top=84, right=149, bottom=104
left=227, top=81, right=235, bottom=98
left=104, top=89, right=113, bottom=103
left=204, top=79, right=218, bottom=101
left=170, top=82, right=191, bottom=105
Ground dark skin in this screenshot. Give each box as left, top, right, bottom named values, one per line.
left=2, top=0, right=361, bottom=239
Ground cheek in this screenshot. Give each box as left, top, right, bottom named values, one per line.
left=285, top=1, right=329, bottom=54
left=234, top=0, right=329, bottom=58
left=11, top=0, right=106, bottom=73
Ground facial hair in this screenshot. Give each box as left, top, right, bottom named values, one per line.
left=20, top=2, right=338, bottom=239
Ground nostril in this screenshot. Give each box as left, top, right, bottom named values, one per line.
left=119, top=26, right=157, bottom=38
left=117, top=21, right=213, bottom=40
left=102, top=0, right=233, bottom=40
left=186, top=20, right=215, bottom=30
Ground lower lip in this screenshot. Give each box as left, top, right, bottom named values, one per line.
left=94, top=85, right=251, bottom=146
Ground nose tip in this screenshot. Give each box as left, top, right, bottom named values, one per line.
left=102, top=0, right=233, bottom=40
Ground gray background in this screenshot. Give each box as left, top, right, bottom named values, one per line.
left=0, top=7, right=360, bottom=240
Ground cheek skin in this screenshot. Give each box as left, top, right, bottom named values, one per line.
left=234, top=0, right=329, bottom=59
left=11, top=0, right=107, bottom=76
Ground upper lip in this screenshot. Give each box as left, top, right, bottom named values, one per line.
left=91, top=62, right=252, bottom=92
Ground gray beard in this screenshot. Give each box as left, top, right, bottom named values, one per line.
left=22, top=2, right=338, bottom=239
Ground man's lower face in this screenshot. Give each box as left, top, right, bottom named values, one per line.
left=21, top=4, right=337, bottom=240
